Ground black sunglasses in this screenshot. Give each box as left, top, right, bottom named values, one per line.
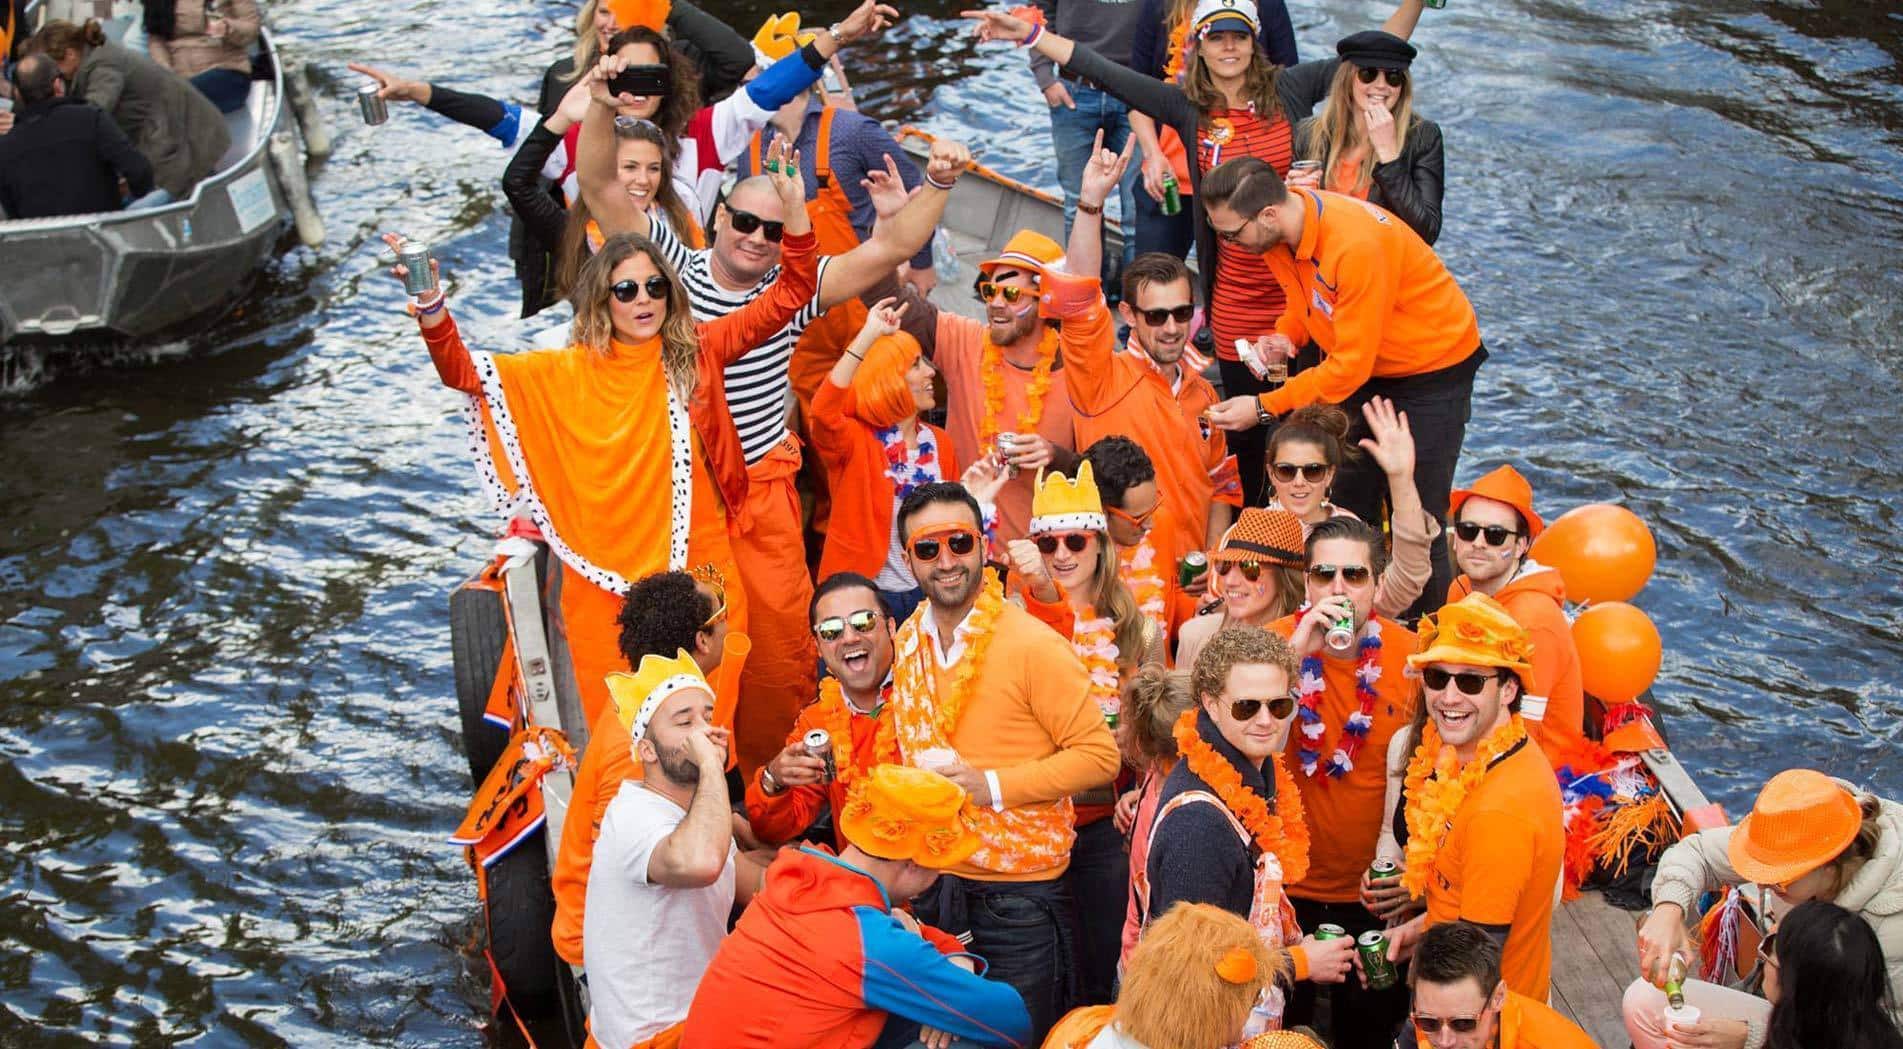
left=976, top=280, right=1027, bottom=304
left=727, top=208, right=785, bottom=242
left=1033, top=533, right=1092, bottom=555
left=1135, top=304, right=1195, bottom=326
left=1422, top=666, right=1505, bottom=695
left=1356, top=67, right=1406, bottom=87
left=1228, top=694, right=1297, bottom=722
left=814, top=608, right=881, bottom=642
left=1218, top=559, right=1265, bottom=581
left=1412, top=1015, right=1482, bottom=1035
left=610, top=275, right=672, bottom=303
left=1271, top=462, right=1330, bottom=484
left=1453, top=521, right=1522, bottom=547
left=1307, top=564, right=1372, bottom=585
left=910, top=531, right=978, bottom=562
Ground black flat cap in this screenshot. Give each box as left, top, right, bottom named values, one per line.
left=1336, top=30, right=1417, bottom=71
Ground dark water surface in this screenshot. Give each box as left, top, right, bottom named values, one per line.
left=2, top=0, right=1900, bottom=1041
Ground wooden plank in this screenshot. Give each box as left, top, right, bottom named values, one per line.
left=1550, top=895, right=1635, bottom=1048
left=1569, top=891, right=1646, bottom=982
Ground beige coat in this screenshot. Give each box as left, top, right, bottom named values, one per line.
left=147, top=0, right=260, bottom=80
left=74, top=41, right=230, bottom=197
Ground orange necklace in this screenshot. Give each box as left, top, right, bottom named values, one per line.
left=1173, top=708, right=1310, bottom=884
left=816, top=677, right=899, bottom=787
left=979, top=326, right=1059, bottom=448
left=1400, top=714, right=1529, bottom=899
left=891, top=570, right=1007, bottom=750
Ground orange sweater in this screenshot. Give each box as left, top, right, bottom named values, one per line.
left=1257, top=191, right=1480, bottom=415
left=1446, top=566, right=1587, bottom=768
left=807, top=378, right=960, bottom=581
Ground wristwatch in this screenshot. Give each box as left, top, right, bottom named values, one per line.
left=759, top=764, right=786, bottom=797
left=1255, top=400, right=1274, bottom=428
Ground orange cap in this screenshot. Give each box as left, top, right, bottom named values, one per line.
left=1726, top=769, right=1863, bottom=886
left=1448, top=464, right=1544, bottom=539
left=978, top=229, right=1064, bottom=279
left=1210, top=507, right=1305, bottom=568
left=837, top=765, right=982, bottom=870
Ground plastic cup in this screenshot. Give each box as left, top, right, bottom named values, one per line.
left=914, top=748, right=960, bottom=774
left=1663, top=1003, right=1701, bottom=1034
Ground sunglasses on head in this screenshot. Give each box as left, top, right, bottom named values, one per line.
left=1271, top=461, right=1330, bottom=484
left=1227, top=694, right=1297, bottom=722
left=814, top=608, right=881, bottom=642
left=976, top=280, right=1028, bottom=304
left=1033, top=532, right=1093, bottom=555
left=1411, top=1015, right=1482, bottom=1036
left=1307, top=564, right=1372, bottom=585
left=1219, top=558, right=1266, bottom=581
left=1356, top=66, right=1406, bottom=87
left=1135, top=304, right=1195, bottom=326
left=727, top=208, right=785, bottom=241
left=909, top=528, right=979, bottom=562
left=1453, top=521, right=1522, bottom=547
left=610, top=275, right=672, bottom=303
left=1422, top=666, right=1505, bottom=695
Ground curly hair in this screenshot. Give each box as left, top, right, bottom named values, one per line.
left=1083, top=435, right=1157, bottom=509
left=615, top=570, right=713, bottom=665
left=1190, top=625, right=1298, bottom=705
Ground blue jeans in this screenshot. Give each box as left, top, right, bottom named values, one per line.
left=1063, top=816, right=1127, bottom=1006
left=191, top=67, right=252, bottom=114
left=912, top=874, right=1077, bottom=1044
left=1049, top=81, right=1138, bottom=289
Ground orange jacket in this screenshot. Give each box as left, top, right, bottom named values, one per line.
left=1257, top=191, right=1480, bottom=415
left=742, top=685, right=892, bottom=848
left=1446, top=563, right=1586, bottom=768
left=807, top=377, right=960, bottom=581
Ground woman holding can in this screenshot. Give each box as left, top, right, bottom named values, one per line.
left=1290, top=31, right=1444, bottom=244
left=1172, top=506, right=1306, bottom=671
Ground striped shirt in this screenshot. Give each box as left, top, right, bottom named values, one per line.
left=1198, top=108, right=1293, bottom=360
left=651, top=216, right=831, bottom=463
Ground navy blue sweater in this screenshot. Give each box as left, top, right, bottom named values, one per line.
left=1144, top=708, right=1282, bottom=922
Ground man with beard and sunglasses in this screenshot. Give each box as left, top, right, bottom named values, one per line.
left=1408, top=921, right=1594, bottom=1049
left=886, top=481, right=1118, bottom=1041
left=1442, top=465, right=1587, bottom=770
left=1270, top=516, right=1419, bottom=1048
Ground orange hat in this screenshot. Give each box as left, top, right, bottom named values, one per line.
left=1726, top=769, right=1864, bottom=886
left=1242, top=1034, right=1328, bottom=1049
left=1407, top=592, right=1536, bottom=689
left=837, top=765, right=982, bottom=869
left=1448, top=464, right=1544, bottom=539
left=979, top=229, right=1065, bottom=280
left=605, top=0, right=670, bottom=32
left=850, top=332, right=925, bottom=430
left=1210, top=507, right=1305, bottom=568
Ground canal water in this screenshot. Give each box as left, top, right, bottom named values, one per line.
left=0, top=0, right=1898, bottom=1042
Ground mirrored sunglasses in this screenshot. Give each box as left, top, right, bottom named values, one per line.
left=814, top=608, right=881, bottom=642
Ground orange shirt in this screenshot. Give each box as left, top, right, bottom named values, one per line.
left=1269, top=614, right=1418, bottom=903
left=1447, top=567, right=1587, bottom=769
left=1258, top=191, right=1481, bottom=416
left=742, top=686, right=892, bottom=848
left=1423, top=735, right=1564, bottom=999
left=1414, top=992, right=1596, bottom=1049
left=807, top=377, right=960, bottom=581
left=935, top=314, right=1079, bottom=544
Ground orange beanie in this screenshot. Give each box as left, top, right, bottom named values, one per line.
left=850, top=333, right=923, bottom=430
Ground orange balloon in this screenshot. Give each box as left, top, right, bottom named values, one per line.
left=1572, top=602, right=1662, bottom=704
left=1528, top=503, right=1657, bottom=604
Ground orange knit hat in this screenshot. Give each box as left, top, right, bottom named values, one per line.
left=837, top=765, right=982, bottom=870
left=1448, top=464, right=1545, bottom=539
left=1210, top=507, right=1305, bottom=567
left=605, top=0, right=671, bottom=32
left=1407, top=592, right=1536, bottom=690
left=1726, top=769, right=1864, bottom=886
left=850, top=332, right=924, bottom=431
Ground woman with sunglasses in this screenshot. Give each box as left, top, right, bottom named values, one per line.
left=386, top=156, right=815, bottom=727
left=1174, top=507, right=1307, bottom=672
left=1265, top=398, right=1431, bottom=618
left=1288, top=31, right=1442, bottom=244
left=1627, top=768, right=1903, bottom=1049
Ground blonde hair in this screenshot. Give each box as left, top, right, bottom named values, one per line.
left=1828, top=792, right=1887, bottom=895
left=567, top=234, right=698, bottom=400
left=555, top=119, right=698, bottom=296
left=1184, top=35, right=1284, bottom=125
left=1122, top=665, right=1194, bottom=768
left=1082, top=535, right=1149, bottom=670
left=1120, top=903, right=1285, bottom=1049
left=566, top=0, right=606, bottom=84
left=1299, top=62, right=1416, bottom=196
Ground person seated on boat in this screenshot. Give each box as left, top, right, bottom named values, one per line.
left=141, top=0, right=258, bottom=115
left=1410, top=920, right=1596, bottom=1049
left=1442, top=465, right=1587, bottom=770
left=1198, top=156, right=1483, bottom=620
left=1288, top=31, right=1441, bottom=245
left=966, top=0, right=1431, bottom=508
left=1379, top=594, right=1563, bottom=1002
left=0, top=52, right=158, bottom=219
left=1262, top=401, right=1433, bottom=619
left=1264, top=516, right=1420, bottom=1048
left=687, top=764, right=1034, bottom=1049
left=1748, top=901, right=1903, bottom=1049
left=394, top=156, right=816, bottom=732
left=1137, top=625, right=1358, bottom=1035
left=586, top=650, right=739, bottom=1049
left=27, top=19, right=229, bottom=202
left=1082, top=436, right=1196, bottom=649
left=1173, top=508, right=1305, bottom=670
left=1630, top=768, right=1903, bottom=1049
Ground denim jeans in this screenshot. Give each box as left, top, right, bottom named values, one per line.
left=911, top=873, right=1077, bottom=1044
left=1063, top=816, right=1127, bottom=1006
left=1049, top=82, right=1138, bottom=287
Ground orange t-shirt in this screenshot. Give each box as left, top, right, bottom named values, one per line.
left=1270, top=614, right=1418, bottom=903
left=1199, top=109, right=1293, bottom=361
left=1416, top=992, right=1596, bottom=1049
left=1422, top=735, right=1564, bottom=999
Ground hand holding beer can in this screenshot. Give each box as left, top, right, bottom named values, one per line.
left=1178, top=551, right=1210, bottom=590
left=802, top=728, right=837, bottom=783
left=995, top=431, right=1019, bottom=477
left=1324, top=609, right=1356, bottom=651
left=1358, top=930, right=1399, bottom=990
left=358, top=82, right=389, bottom=126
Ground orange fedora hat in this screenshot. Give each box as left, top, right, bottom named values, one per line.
left=1727, top=769, right=1863, bottom=886
left=1448, top=464, right=1544, bottom=539
left=979, top=229, right=1064, bottom=279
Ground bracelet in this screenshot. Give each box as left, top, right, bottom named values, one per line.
left=413, top=292, right=446, bottom=316
left=925, top=172, right=957, bottom=192
left=1022, top=22, right=1043, bottom=48
left=828, top=22, right=848, bottom=44
left=1076, top=200, right=1103, bottom=215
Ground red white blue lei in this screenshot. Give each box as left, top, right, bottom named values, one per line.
left=1295, top=614, right=1383, bottom=778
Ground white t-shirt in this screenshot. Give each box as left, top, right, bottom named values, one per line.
left=583, top=782, right=736, bottom=1048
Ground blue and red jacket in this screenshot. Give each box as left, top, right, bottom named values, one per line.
left=681, top=846, right=1031, bottom=1048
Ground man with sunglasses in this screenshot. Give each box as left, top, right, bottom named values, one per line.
left=1083, top=436, right=1199, bottom=642
left=888, top=481, right=1117, bottom=1041
left=1408, top=921, right=1594, bottom=1049
left=1273, top=516, right=1420, bottom=1048
left=1443, top=465, right=1586, bottom=769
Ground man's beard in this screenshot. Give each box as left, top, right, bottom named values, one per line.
left=921, top=562, right=981, bottom=612
left=988, top=308, right=1041, bottom=346
left=654, top=739, right=701, bottom=786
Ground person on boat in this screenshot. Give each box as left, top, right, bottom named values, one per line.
left=1113, top=664, right=1192, bottom=970
left=549, top=113, right=706, bottom=299
left=1442, top=465, right=1587, bottom=768
left=1629, top=768, right=1903, bottom=1049
left=550, top=567, right=738, bottom=969
left=396, top=158, right=816, bottom=729
left=1410, top=921, right=1596, bottom=1049
left=1082, top=436, right=1196, bottom=648
left=586, top=650, right=739, bottom=1049
left=1263, top=400, right=1433, bottom=618
left=0, top=53, right=158, bottom=219
left=1199, top=156, right=1484, bottom=617
left=1757, top=900, right=1903, bottom=1049
left=27, top=19, right=229, bottom=202
left=1289, top=31, right=1442, bottom=245
left=888, top=480, right=1119, bottom=1041
left=1138, top=625, right=1359, bottom=1036
left=1268, top=516, right=1419, bottom=1047
left=141, top=0, right=258, bottom=115
left=686, top=764, right=1034, bottom=1049
left=1380, top=593, right=1564, bottom=1002
left=1044, top=902, right=1298, bottom=1049
left=1173, top=508, right=1306, bottom=671
left=966, top=0, right=1429, bottom=507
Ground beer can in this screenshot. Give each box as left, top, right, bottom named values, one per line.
left=1324, top=610, right=1356, bottom=651
left=1179, top=551, right=1209, bottom=590
left=397, top=240, right=437, bottom=297
left=1368, top=859, right=1399, bottom=884
left=357, top=82, right=388, bottom=126
left=1313, top=923, right=1349, bottom=941
left=1161, top=172, right=1182, bottom=217
left=802, top=728, right=837, bottom=782
left=995, top=431, right=1019, bottom=475
left=1358, top=930, right=1399, bottom=990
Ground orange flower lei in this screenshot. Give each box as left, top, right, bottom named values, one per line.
left=1400, top=714, right=1529, bottom=900
left=1172, top=708, right=1310, bottom=884
left=816, top=677, right=900, bottom=788
left=978, top=326, right=1060, bottom=448
left=892, top=569, right=1007, bottom=750
left=1162, top=12, right=1191, bottom=83
left=1118, top=537, right=1167, bottom=625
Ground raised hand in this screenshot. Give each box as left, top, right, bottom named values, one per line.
left=1078, top=129, right=1135, bottom=212
left=960, top=454, right=1009, bottom=506
left=860, top=296, right=908, bottom=340
left=925, top=137, right=973, bottom=187
left=347, top=61, right=428, bottom=104
left=960, top=6, right=1036, bottom=44
left=1363, top=102, right=1400, bottom=163
left=833, top=0, right=900, bottom=44
left=764, top=137, right=806, bottom=205
left=1357, top=396, right=1415, bottom=480
left=861, top=153, right=917, bottom=220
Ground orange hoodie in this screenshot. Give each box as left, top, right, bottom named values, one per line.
left=1445, top=562, right=1586, bottom=768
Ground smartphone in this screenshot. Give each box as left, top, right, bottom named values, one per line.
left=608, top=65, right=670, bottom=100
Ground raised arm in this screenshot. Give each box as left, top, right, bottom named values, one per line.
left=696, top=146, right=818, bottom=366
left=707, top=0, right=898, bottom=165
left=967, top=10, right=1202, bottom=137
left=502, top=84, right=590, bottom=250
left=345, top=63, right=528, bottom=148
left=815, top=139, right=967, bottom=311
left=576, top=54, right=652, bottom=239
left=666, top=0, right=753, bottom=102
left=644, top=727, right=737, bottom=887
left=1359, top=397, right=1432, bottom=618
